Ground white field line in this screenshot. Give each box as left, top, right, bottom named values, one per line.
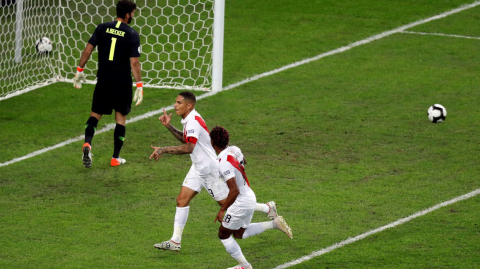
left=220, top=1, right=480, bottom=91
left=1, top=1, right=480, bottom=168
left=273, top=188, right=480, bottom=269
left=401, top=30, right=480, bottom=40
left=0, top=79, right=58, bottom=101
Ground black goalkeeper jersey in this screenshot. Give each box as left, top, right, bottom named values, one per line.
left=88, top=20, right=140, bottom=80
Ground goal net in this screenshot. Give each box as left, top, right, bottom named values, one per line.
left=0, top=0, right=60, bottom=99
left=0, top=0, right=224, bottom=99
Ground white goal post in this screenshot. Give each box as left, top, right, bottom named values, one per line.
left=0, top=0, right=224, bottom=100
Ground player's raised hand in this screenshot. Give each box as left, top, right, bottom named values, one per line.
left=150, top=145, right=164, bottom=161
left=133, top=81, right=143, bottom=106
left=159, top=108, right=172, bottom=127
left=214, top=209, right=225, bottom=223
left=73, top=66, right=86, bottom=89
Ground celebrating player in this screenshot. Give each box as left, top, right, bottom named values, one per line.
left=150, top=91, right=228, bottom=252
left=210, top=126, right=293, bottom=269
left=150, top=92, right=278, bottom=252
left=74, top=0, right=143, bottom=168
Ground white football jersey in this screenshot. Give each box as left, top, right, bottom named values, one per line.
left=217, top=147, right=255, bottom=206
left=181, top=109, right=217, bottom=175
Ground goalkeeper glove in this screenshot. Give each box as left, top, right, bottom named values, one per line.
left=73, top=66, right=86, bottom=89
left=134, top=81, right=143, bottom=106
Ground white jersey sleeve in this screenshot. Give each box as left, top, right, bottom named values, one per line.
left=183, top=119, right=201, bottom=144
left=218, top=160, right=235, bottom=182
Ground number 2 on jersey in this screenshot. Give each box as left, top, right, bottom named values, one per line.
left=109, top=37, right=117, bottom=61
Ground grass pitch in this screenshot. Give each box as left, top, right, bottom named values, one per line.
left=1, top=0, right=479, bottom=268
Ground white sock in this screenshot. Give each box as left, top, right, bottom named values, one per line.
left=255, top=203, right=270, bottom=214
left=221, top=237, right=250, bottom=268
left=242, top=221, right=275, bottom=239
left=171, top=206, right=189, bottom=243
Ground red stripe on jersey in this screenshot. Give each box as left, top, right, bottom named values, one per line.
left=183, top=129, right=187, bottom=142
left=195, top=116, right=209, bottom=133
left=227, top=155, right=250, bottom=187
left=186, top=136, right=198, bottom=144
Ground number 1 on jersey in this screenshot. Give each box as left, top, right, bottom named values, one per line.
left=109, top=37, right=117, bottom=61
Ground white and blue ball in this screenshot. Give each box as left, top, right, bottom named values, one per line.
left=427, top=104, right=447, bottom=123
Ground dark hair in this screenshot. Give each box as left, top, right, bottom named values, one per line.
left=179, top=91, right=196, bottom=104
left=117, top=0, right=136, bottom=19
left=210, top=126, right=229, bottom=149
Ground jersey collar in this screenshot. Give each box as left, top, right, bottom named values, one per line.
left=181, top=109, right=197, bottom=125
left=216, top=146, right=231, bottom=161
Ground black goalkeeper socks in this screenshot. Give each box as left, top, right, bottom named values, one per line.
left=113, top=124, right=126, bottom=158
left=85, top=116, right=99, bottom=145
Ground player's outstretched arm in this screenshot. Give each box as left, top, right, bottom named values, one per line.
left=159, top=108, right=185, bottom=143
left=73, top=43, right=94, bottom=89
left=150, top=143, right=195, bottom=161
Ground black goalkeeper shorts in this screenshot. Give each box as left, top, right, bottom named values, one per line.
left=91, top=78, right=133, bottom=116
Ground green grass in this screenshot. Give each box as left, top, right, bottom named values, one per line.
left=1, top=0, right=480, bottom=268
left=291, top=196, right=480, bottom=269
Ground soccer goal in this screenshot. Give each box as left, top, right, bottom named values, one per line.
left=0, top=0, right=224, bottom=100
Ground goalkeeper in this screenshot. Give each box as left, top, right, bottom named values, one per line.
left=74, top=0, right=143, bottom=168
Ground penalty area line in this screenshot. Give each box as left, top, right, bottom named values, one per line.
left=273, top=188, right=480, bottom=269
left=401, top=30, right=480, bottom=40
left=1, top=1, right=480, bottom=168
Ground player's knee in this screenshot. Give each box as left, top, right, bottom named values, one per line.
left=218, top=230, right=230, bottom=240
left=176, top=195, right=190, bottom=207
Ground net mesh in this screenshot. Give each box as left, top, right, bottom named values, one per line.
left=0, top=0, right=215, bottom=98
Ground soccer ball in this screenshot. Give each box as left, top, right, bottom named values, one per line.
left=35, top=37, right=53, bottom=54
left=427, top=104, right=447, bottom=123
